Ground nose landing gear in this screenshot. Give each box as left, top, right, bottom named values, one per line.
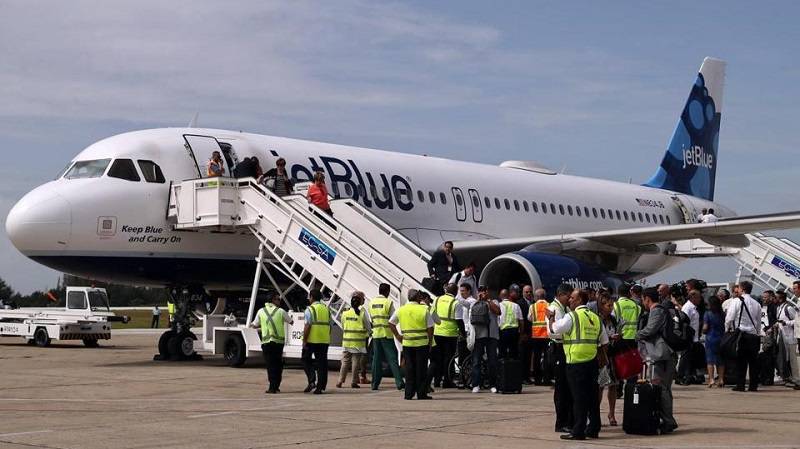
left=154, top=286, right=204, bottom=361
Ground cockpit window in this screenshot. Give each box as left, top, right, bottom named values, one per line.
left=137, top=160, right=166, bottom=183
left=107, top=159, right=141, bottom=182
left=55, top=162, right=74, bottom=180
left=64, top=159, right=111, bottom=179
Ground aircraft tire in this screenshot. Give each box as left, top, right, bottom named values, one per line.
left=223, top=334, right=246, bottom=367
left=83, top=338, right=99, bottom=348
left=158, top=330, right=176, bottom=359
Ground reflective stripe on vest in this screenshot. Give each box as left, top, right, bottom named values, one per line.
left=500, top=301, right=519, bottom=330
left=614, top=297, right=641, bottom=340
left=563, top=308, right=601, bottom=364
left=259, top=304, right=285, bottom=344
left=369, top=296, right=391, bottom=339
left=307, top=302, right=331, bottom=344
left=531, top=300, right=549, bottom=338
left=342, top=308, right=367, bottom=349
left=398, top=303, right=430, bottom=347
left=433, top=294, right=459, bottom=337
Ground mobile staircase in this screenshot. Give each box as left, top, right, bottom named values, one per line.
left=167, top=177, right=432, bottom=365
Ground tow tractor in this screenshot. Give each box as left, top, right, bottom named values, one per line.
left=0, top=287, right=129, bottom=347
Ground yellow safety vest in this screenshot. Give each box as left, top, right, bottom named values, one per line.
left=342, top=308, right=367, bottom=350
left=563, top=307, right=602, bottom=364
left=531, top=300, right=549, bottom=338
left=167, top=301, right=175, bottom=315
left=433, top=294, right=459, bottom=337
left=369, top=296, right=392, bottom=339
left=614, top=297, right=641, bottom=340
left=259, top=303, right=286, bottom=344
left=500, top=301, right=519, bottom=330
left=306, top=302, right=331, bottom=344
left=397, top=302, right=430, bottom=347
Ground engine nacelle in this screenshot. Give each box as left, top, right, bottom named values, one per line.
left=478, top=251, right=626, bottom=295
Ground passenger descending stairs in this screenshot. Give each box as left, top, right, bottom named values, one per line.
left=672, top=232, right=800, bottom=303
left=168, top=177, right=432, bottom=327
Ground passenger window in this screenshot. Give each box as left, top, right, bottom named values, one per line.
left=550, top=203, right=556, bottom=214
left=638, top=212, right=644, bottom=222
left=417, top=190, right=424, bottom=203
left=67, top=291, right=87, bottom=309
left=558, top=204, right=565, bottom=215
left=567, top=205, right=573, bottom=216
left=64, top=159, right=111, bottom=179
left=495, top=198, right=501, bottom=209
left=623, top=211, right=629, bottom=221
left=592, top=208, right=598, bottom=218
left=137, top=160, right=165, bottom=183
left=523, top=201, right=529, bottom=212
left=607, top=209, right=613, bottom=219
left=584, top=206, right=590, bottom=217
left=600, top=209, right=606, bottom=219
left=532, top=202, right=539, bottom=213
left=484, top=197, right=491, bottom=209
left=576, top=206, right=581, bottom=217
left=472, top=196, right=479, bottom=208
left=541, top=202, right=547, bottom=214
left=631, top=211, right=636, bottom=222
left=456, top=194, right=463, bottom=206
left=429, top=191, right=436, bottom=203
left=659, top=215, right=665, bottom=224
left=107, top=159, right=140, bottom=182
left=616, top=210, right=621, bottom=220
left=645, top=214, right=651, bottom=223
left=440, top=192, right=447, bottom=204
left=504, top=199, right=510, bottom=210
left=513, top=200, right=519, bottom=211
left=666, top=215, right=671, bottom=224
left=345, top=184, right=354, bottom=197
left=652, top=213, right=658, bottom=223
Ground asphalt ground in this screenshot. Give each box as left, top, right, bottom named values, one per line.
left=1, top=332, right=799, bottom=449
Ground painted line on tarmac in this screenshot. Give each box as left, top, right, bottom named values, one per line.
left=0, top=429, right=52, bottom=438
left=187, top=400, right=299, bottom=419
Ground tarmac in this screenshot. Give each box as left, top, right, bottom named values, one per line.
left=1, top=331, right=799, bottom=449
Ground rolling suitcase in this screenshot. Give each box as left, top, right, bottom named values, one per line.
left=496, top=358, right=523, bottom=394
left=623, top=362, right=661, bottom=435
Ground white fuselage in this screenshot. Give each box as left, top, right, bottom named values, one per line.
left=6, top=128, right=733, bottom=289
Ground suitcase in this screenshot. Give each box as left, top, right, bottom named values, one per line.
left=623, top=363, right=662, bottom=435
left=496, top=358, right=523, bottom=394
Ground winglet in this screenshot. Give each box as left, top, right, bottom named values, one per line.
left=188, top=112, right=199, bottom=128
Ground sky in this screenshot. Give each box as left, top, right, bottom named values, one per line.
left=1, top=1, right=799, bottom=294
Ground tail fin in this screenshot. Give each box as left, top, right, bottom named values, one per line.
left=644, top=57, right=726, bottom=200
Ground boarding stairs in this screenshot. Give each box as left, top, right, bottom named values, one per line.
left=672, top=232, right=800, bottom=302
left=167, top=177, right=432, bottom=329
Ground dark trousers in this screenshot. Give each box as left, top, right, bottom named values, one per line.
left=471, top=337, right=498, bottom=388
left=403, top=345, right=430, bottom=399
left=553, top=343, right=574, bottom=431
left=429, top=335, right=457, bottom=386
left=736, top=333, right=761, bottom=390
left=566, top=359, right=601, bottom=438
left=150, top=316, right=160, bottom=328
left=499, top=328, right=519, bottom=359
left=531, top=338, right=548, bottom=383
left=457, top=333, right=470, bottom=382
left=261, top=342, right=284, bottom=390
left=371, top=338, right=404, bottom=389
left=302, top=343, right=329, bottom=390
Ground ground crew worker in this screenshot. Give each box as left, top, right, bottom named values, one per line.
left=430, top=283, right=460, bottom=388
left=166, top=299, right=175, bottom=326
left=366, top=283, right=404, bottom=391
left=249, top=291, right=293, bottom=394
left=547, top=283, right=574, bottom=433
left=337, top=291, right=371, bottom=388
left=389, top=289, right=434, bottom=400
left=302, top=289, right=331, bottom=394
left=499, top=289, right=523, bottom=359
left=529, top=288, right=551, bottom=385
left=548, top=288, right=609, bottom=441
left=613, top=284, right=642, bottom=352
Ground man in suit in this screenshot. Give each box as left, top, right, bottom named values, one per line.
left=427, top=241, right=461, bottom=295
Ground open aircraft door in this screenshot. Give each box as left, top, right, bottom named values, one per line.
left=183, top=134, right=237, bottom=178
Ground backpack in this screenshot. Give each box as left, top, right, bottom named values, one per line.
left=660, top=305, right=694, bottom=352
left=470, top=300, right=490, bottom=325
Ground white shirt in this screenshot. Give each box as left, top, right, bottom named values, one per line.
left=549, top=305, right=609, bottom=346
left=449, top=271, right=477, bottom=297
left=546, top=299, right=570, bottom=341
left=499, top=300, right=523, bottom=326
left=776, top=302, right=797, bottom=342
left=454, top=293, right=475, bottom=320
left=725, top=294, right=763, bottom=336
left=681, top=301, right=700, bottom=342
left=702, top=213, right=719, bottom=223
left=721, top=297, right=734, bottom=314
left=152, top=308, right=161, bottom=316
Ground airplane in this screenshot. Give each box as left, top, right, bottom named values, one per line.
left=6, top=57, right=800, bottom=332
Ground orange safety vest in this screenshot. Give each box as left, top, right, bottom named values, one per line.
left=531, top=300, right=549, bottom=338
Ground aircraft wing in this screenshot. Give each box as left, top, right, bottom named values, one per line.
left=455, top=211, right=800, bottom=255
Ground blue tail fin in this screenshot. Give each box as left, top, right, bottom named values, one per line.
left=644, top=57, right=726, bottom=201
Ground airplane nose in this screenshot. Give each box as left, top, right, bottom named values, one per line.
left=5, top=186, right=72, bottom=255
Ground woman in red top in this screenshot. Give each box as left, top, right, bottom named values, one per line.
left=307, top=171, right=333, bottom=216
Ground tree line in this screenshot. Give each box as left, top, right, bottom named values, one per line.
left=0, top=275, right=166, bottom=307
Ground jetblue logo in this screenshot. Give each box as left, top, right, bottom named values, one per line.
left=298, top=228, right=337, bottom=265
left=682, top=145, right=713, bottom=170
left=288, top=156, right=414, bottom=211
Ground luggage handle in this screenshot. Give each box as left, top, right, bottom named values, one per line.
left=637, top=360, right=655, bottom=384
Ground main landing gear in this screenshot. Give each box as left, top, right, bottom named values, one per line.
left=154, top=286, right=203, bottom=361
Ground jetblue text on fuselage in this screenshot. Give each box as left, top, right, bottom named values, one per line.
left=289, top=156, right=414, bottom=211
left=682, top=145, right=713, bottom=170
